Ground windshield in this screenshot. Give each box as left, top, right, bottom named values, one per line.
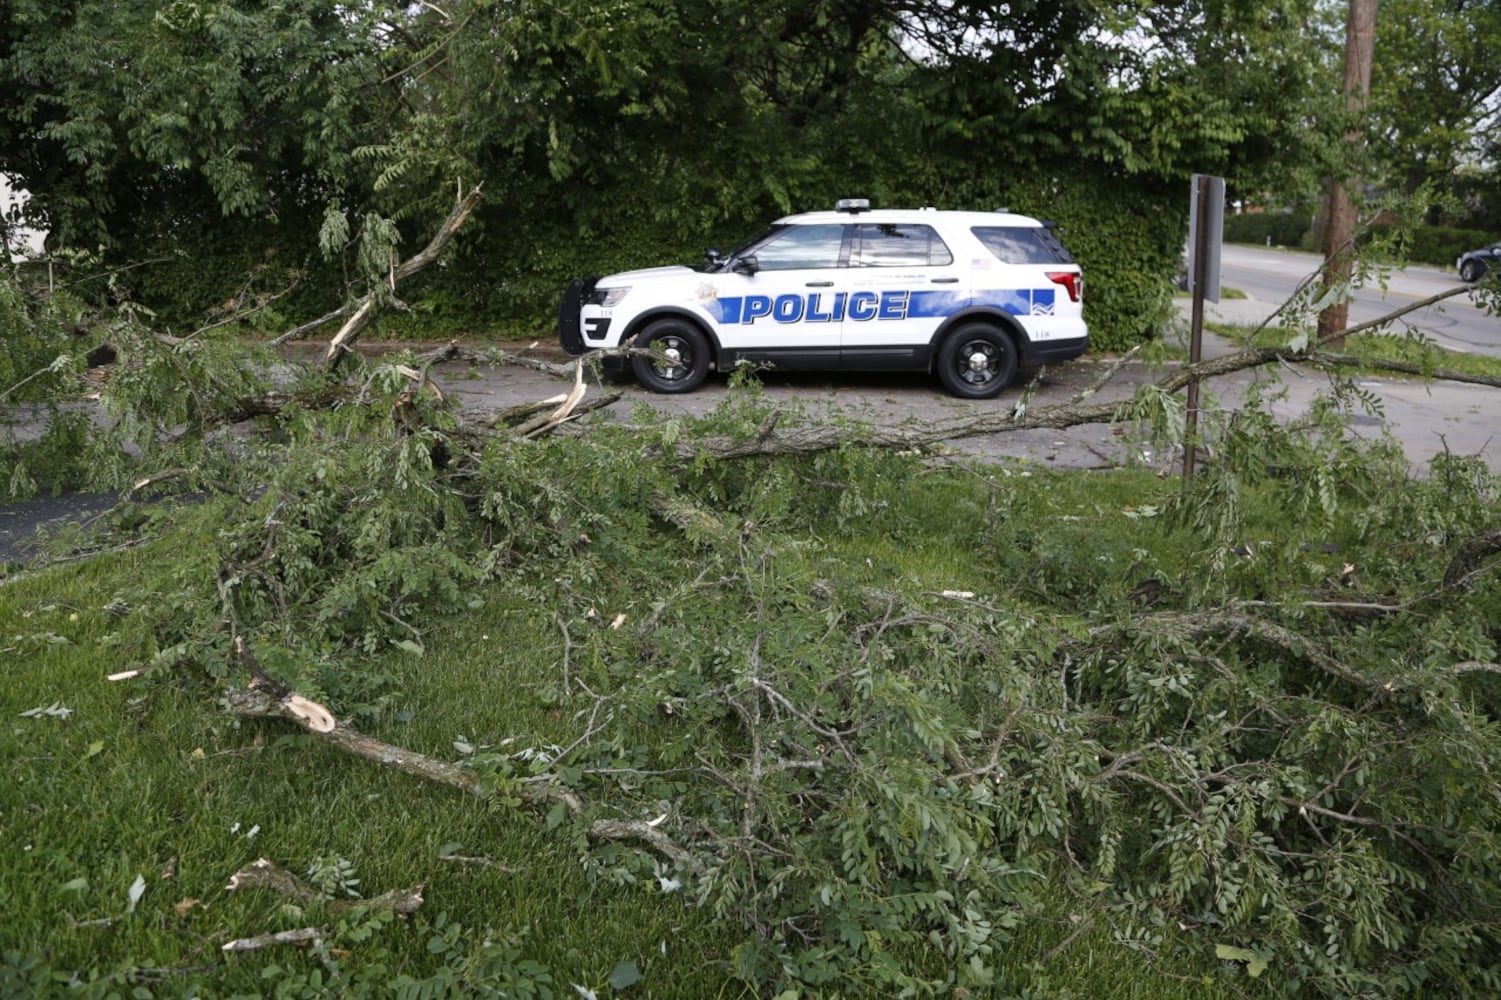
left=693, top=225, right=788, bottom=273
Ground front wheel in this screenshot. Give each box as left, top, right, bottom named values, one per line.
left=631, top=319, right=711, bottom=393
left=936, top=325, right=1018, bottom=399
left=1459, top=259, right=1487, bottom=283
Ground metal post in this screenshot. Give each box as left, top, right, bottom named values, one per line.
left=1183, top=176, right=1213, bottom=485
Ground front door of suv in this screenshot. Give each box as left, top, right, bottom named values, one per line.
left=706, top=223, right=850, bottom=370
left=840, top=222, right=966, bottom=368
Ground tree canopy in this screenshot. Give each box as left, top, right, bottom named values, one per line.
left=1368, top=0, right=1501, bottom=226
left=0, top=0, right=1385, bottom=341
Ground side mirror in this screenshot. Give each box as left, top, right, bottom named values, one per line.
left=732, top=254, right=760, bottom=276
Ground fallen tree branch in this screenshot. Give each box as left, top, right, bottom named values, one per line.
left=488, top=392, right=623, bottom=438
left=416, top=341, right=580, bottom=377
left=509, top=360, right=588, bottom=439
left=588, top=818, right=703, bottom=873
left=1062, top=608, right=1384, bottom=692
left=220, top=684, right=702, bottom=870
left=439, top=854, right=520, bottom=872
left=1442, top=527, right=1501, bottom=591
left=271, top=303, right=354, bottom=346
left=226, top=858, right=424, bottom=915
left=322, top=185, right=484, bottom=372
left=224, top=685, right=497, bottom=797
left=183, top=271, right=304, bottom=343
left=1313, top=353, right=1501, bottom=389
left=222, top=928, right=324, bottom=953
left=219, top=384, right=354, bottom=425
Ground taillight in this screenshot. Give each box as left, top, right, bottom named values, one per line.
left=1046, top=271, right=1082, bottom=302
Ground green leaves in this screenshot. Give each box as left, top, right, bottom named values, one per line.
left=3, top=0, right=1343, bottom=350
left=606, top=961, right=640, bottom=990
left=1215, top=943, right=1270, bottom=978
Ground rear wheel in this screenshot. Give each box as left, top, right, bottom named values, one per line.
left=631, top=319, right=711, bottom=393
left=1460, top=259, right=1487, bottom=283
left=936, top=324, right=1018, bottom=399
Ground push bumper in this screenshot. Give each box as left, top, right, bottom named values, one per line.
left=557, top=277, right=596, bottom=356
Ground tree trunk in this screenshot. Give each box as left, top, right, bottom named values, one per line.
left=1317, top=0, right=1378, bottom=349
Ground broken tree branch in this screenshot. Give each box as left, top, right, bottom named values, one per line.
left=220, top=684, right=701, bottom=869
left=224, top=685, right=495, bottom=797
left=321, top=185, right=484, bottom=372
left=1314, top=353, right=1501, bottom=389
left=271, top=303, right=354, bottom=346
left=588, top=818, right=703, bottom=873
left=1443, top=527, right=1501, bottom=591
left=226, top=858, right=425, bottom=915
left=222, top=928, right=324, bottom=953
left=509, top=359, right=589, bottom=439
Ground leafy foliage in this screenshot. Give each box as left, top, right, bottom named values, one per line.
left=6, top=166, right=1501, bottom=993
left=1368, top=0, right=1501, bottom=213
left=1, top=0, right=1353, bottom=346
left=7, top=328, right=1500, bottom=995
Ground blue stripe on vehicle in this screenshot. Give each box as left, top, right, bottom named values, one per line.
left=706, top=288, right=1048, bottom=324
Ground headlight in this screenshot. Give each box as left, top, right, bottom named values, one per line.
left=585, top=286, right=630, bottom=307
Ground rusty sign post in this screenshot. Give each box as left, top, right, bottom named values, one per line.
left=1183, top=174, right=1224, bottom=484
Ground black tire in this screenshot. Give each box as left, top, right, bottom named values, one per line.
left=631, top=319, right=711, bottom=393
left=1459, top=259, right=1487, bottom=283
left=936, top=324, right=1018, bottom=399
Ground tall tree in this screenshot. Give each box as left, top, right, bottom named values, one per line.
left=1367, top=0, right=1501, bottom=213
left=0, top=0, right=395, bottom=246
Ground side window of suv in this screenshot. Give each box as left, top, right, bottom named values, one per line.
left=851, top=223, right=953, bottom=267
left=971, top=225, right=1075, bottom=264
left=753, top=224, right=847, bottom=270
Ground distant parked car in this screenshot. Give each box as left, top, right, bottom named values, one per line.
left=1457, top=242, right=1501, bottom=282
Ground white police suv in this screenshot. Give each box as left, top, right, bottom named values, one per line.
left=558, top=200, right=1087, bottom=399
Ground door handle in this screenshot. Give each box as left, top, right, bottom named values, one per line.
left=930, top=277, right=960, bottom=284
left=805, top=281, right=834, bottom=287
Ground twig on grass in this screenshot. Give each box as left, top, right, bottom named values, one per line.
left=222, top=927, right=324, bottom=953
left=221, top=681, right=702, bottom=871
left=226, top=858, right=425, bottom=915
left=438, top=854, right=520, bottom=872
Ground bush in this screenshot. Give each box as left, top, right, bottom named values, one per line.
left=1223, top=210, right=1313, bottom=248
left=1026, top=179, right=1183, bottom=351
left=1367, top=224, right=1496, bottom=269
left=1224, top=211, right=1496, bottom=271
left=98, top=168, right=1190, bottom=350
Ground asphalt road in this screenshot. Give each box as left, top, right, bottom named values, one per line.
left=1216, top=244, right=1499, bottom=356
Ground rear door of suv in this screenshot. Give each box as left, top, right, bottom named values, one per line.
left=839, top=221, right=966, bottom=368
